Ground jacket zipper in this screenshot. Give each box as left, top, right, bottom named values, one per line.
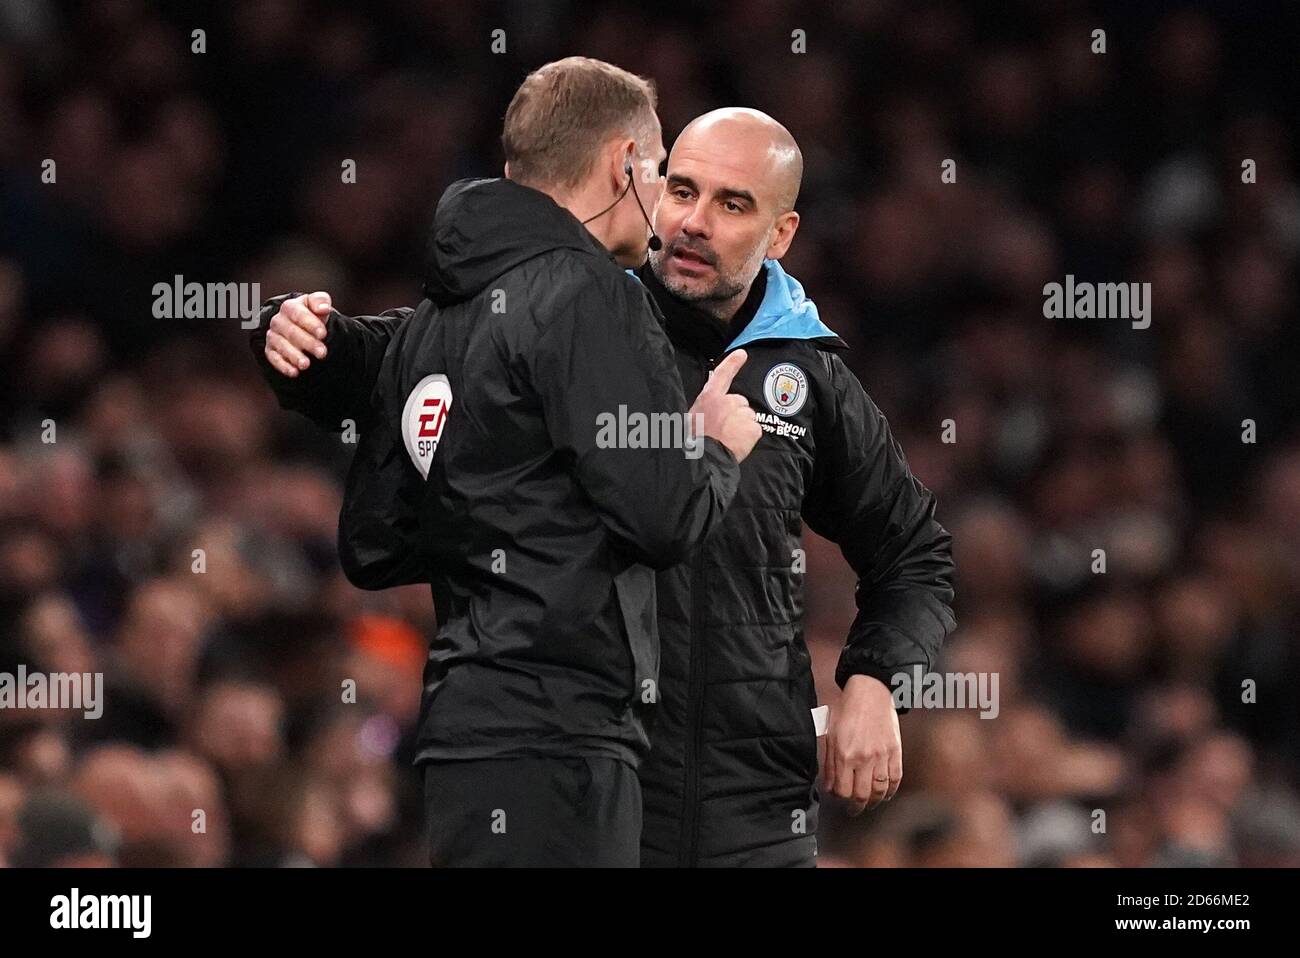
left=679, top=353, right=715, bottom=867
left=672, top=338, right=826, bottom=864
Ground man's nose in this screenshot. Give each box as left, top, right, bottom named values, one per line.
left=681, top=201, right=710, bottom=238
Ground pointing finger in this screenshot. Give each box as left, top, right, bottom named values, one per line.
left=704, top=349, right=748, bottom=396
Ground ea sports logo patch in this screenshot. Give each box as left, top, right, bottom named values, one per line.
left=402, top=373, right=453, bottom=479
left=763, top=363, right=808, bottom=417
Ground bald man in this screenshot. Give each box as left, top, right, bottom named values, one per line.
left=624, top=109, right=953, bottom=866
left=253, top=108, right=955, bottom=867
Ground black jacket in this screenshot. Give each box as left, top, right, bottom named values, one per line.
left=252, top=177, right=740, bottom=768
left=251, top=205, right=955, bottom=865
left=632, top=261, right=955, bottom=866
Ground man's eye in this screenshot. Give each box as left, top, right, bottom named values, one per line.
left=724, top=201, right=743, bottom=213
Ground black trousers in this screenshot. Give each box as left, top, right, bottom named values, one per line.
left=422, top=756, right=641, bottom=867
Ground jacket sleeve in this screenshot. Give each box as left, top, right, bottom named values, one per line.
left=802, top=353, right=956, bottom=710
left=249, top=293, right=413, bottom=431
left=525, top=266, right=740, bottom=570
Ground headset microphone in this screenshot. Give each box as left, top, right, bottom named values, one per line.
left=581, top=158, right=663, bottom=252
left=626, top=160, right=664, bottom=252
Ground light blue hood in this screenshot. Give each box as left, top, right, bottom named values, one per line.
left=728, top=259, right=841, bottom=350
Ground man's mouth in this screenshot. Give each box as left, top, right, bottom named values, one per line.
left=670, top=247, right=714, bottom=269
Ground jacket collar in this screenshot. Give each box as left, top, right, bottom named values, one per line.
left=728, top=259, right=845, bottom=351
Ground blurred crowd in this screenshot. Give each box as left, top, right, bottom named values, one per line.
left=1, top=0, right=1297, bottom=867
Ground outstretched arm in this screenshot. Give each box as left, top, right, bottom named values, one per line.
left=249, top=291, right=413, bottom=430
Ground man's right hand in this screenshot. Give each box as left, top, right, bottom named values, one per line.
left=264, top=292, right=333, bottom=378
left=689, top=349, right=762, bottom=463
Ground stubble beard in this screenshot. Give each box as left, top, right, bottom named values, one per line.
left=650, top=233, right=769, bottom=319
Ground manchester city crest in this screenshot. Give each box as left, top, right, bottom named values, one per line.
left=763, top=362, right=808, bottom=417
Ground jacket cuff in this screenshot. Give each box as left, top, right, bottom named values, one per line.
left=702, top=435, right=741, bottom=503
left=248, top=292, right=302, bottom=379
left=249, top=292, right=339, bottom=416
left=834, top=636, right=930, bottom=715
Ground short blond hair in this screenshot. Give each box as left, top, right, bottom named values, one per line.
left=502, top=57, right=657, bottom=190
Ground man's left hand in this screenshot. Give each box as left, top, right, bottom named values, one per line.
left=821, top=674, right=901, bottom=815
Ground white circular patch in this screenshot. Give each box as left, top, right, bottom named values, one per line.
left=763, top=363, right=808, bottom=417
left=402, top=374, right=454, bottom=479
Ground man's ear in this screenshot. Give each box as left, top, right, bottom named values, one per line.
left=613, top=138, right=635, bottom=184
left=766, top=211, right=801, bottom=260
left=504, top=160, right=511, bottom=179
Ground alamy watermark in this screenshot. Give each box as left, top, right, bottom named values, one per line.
left=1043, top=274, right=1151, bottom=329
left=50, top=889, right=150, bottom=939
left=890, top=665, right=999, bottom=719
left=595, top=407, right=705, bottom=459
left=152, top=274, right=261, bottom=328
left=0, top=666, right=103, bottom=719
